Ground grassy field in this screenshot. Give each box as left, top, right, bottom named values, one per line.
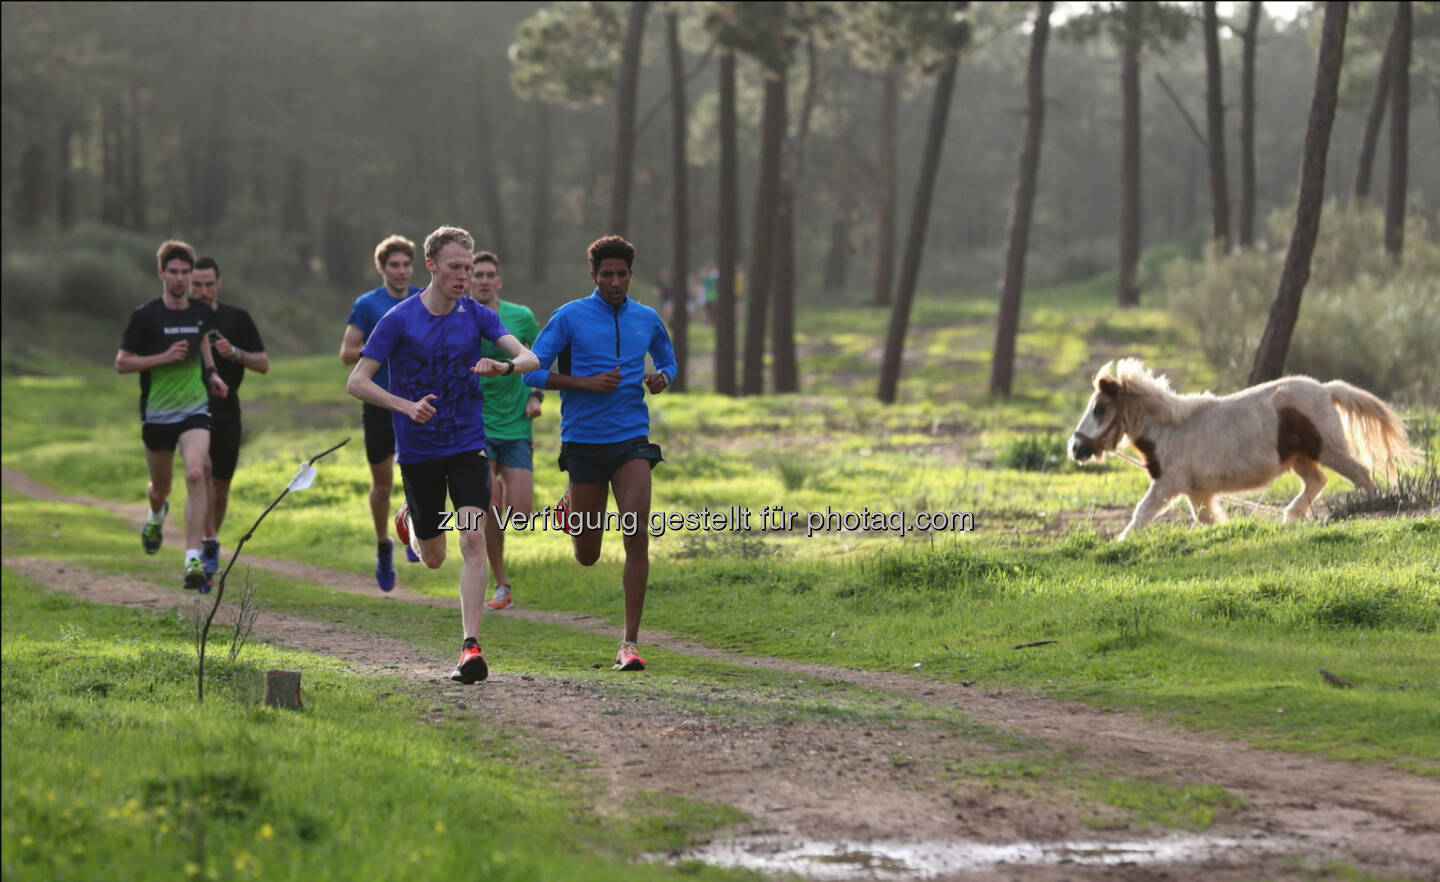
left=3, top=274, right=1437, bottom=877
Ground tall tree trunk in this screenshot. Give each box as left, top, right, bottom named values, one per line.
left=16, top=144, right=44, bottom=228
left=1384, top=0, right=1410, bottom=261
left=474, top=71, right=510, bottom=259
left=1352, top=12, right=1398, bottom=204
left=742, top=59, right=787, bottom=396
left=873, top=66, right=900, bottom=307
left=990, top=1, right=1053, bottom=399
left=607, top=0, right=649, bottom=236
left=666, top=10, right=689, bottom=391
left=529, top=102, right=551, bottom=283
left=1238, top=0, right=1260, bottom=249
left=57, top=117, right=75, bottom=229
left=281, top=155, right=311, bottom=273
left=1202, top=1, right=1231, bottom=253
left=126, top=80, right=146, bottom=231
left=821, top=203, right=852, bottom=291
left=101, top=98, right=126, bottom=226
left=1249, top=1, right=1348, bottom=386
left=877, top=52, right=960, bottom=404
left=715, top=47, right=739, bottom=396
left=772, top=190, right=797, bottom=391
left=772, top=38, right=818, bottom=395
left=1117, top=1, right=1143, bottom=307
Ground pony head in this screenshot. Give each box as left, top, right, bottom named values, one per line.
left=1069, top=361, right=1124, bottom=463
left=1069, top=359, right=1185, bottom=463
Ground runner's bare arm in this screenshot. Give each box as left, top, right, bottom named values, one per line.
left=201, top=331, right=229, bottom=398
left=339, top=324, right=365, bottom=366
left=470, top=334, right=540, bottom=377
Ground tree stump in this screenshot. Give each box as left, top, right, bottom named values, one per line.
left=264, top=669, right=303, bottom=710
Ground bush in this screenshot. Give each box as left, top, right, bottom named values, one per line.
left=1165, top=204, right=1440, bottom=405
left=996, top=433, right=1068, bottom=471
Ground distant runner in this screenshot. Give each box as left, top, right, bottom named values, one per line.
left=467, top=250, right=543, bottom=612
left=189, top=255, right=269, bottom=584
left=523, top=235, right=677, bottom=672
left=115, top=240, right=229, bottom=592
left=340, top=235, right=423, bottom=591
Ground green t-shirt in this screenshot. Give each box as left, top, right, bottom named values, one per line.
left=479, top=299, right=541, bottom=441
left=120, top=298, right=214, bottom=424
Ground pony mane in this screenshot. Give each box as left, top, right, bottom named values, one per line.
left=1103, top=358, right=1211, bottom=426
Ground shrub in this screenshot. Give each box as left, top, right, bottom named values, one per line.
left=997, top=433, right=1067, bottom=471
left=1165, top=204, right=1440, bottom=405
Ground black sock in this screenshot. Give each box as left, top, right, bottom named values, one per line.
left=463, top=637, right=479, bottom=650
left=378, top=539, right=391, bottom=553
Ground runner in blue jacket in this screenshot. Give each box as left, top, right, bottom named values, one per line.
left=524, top=235, right=677, bottom=672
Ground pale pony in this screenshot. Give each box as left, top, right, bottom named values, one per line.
left=1067, top=358, right=1415, bottom=540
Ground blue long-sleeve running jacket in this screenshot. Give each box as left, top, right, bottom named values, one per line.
left=523, top=290, right=678, bottom=444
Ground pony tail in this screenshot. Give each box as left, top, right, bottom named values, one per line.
left=1326, top=381, right=1419, bottom=481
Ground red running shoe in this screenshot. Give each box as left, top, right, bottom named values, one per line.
left=613, top=641, right=646, bottom=672
left=394, top=504, right=412, bottom=548
left=450, top=642, right=488, bottom=684
left=553, top=489, right=570, bottom=532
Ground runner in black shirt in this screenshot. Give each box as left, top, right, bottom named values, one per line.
left=189, top=256, right=269, bottom=579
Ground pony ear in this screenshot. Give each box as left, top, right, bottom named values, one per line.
left=1091, top=360, right=1115, bottom=386
left=1097, top=376, right=1121, bottom=398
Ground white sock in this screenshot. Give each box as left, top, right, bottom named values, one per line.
left=203, top=536, right=218, bottom=545
left=148, top=507, right=165, bottom=525
left=185, top=549, right=200, bottom=565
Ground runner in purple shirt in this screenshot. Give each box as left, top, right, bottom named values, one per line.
left=346, top=226, right=539, bottom=684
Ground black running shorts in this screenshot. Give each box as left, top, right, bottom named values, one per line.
left=558, top=436, right=663, bottom=485
left=142, top=413, right=211, bottom=452
left=209, top=418, right=242, bottom=481
left=362, top=403, right=396, bottom=465
left=399, top=449, right=492, bottom=540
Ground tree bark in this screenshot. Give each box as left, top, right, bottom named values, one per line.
left=126, top=79, right=146, bottom=231
left=475, top=69, right=509, bottom=260
left=1249, top=1, right=1348, bottom=386
left=742, top=58, right=787, bottom=396
left=101, top=97, right=126, bottom=227
left=990, top=1, right=1053, bottom=399
left=16, top=144, right=44, bottom=229
left=877, top=51, right=960, bottom=404
left=1384, top=0, right=1410, bottom=261
left=873, top=66, right=900, bottom=307
left=57, top=117, right=75, bottom=229
left=772, top=38, right=818, bottom=395
left=715, top=47, right=739, bottom=396
left=1203, top=1, right=1231, bottom=253
left=772, top=189, right=797, bottom=392
left=529, top=102, right=551, bottom=283
left=666, top=10, right=689, bottom=391
left=607, top=1, right=650, bottom=237
left=1238, top=0, right=1260, bottom=248
left=1117, top=1, right=1143, bottom=307
left=1352, top=10, right=1398, bottom=204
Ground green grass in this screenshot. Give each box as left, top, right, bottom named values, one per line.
left=0, top=573, right=756, bottom=882
left=3, top=269, right=1437, bottom=878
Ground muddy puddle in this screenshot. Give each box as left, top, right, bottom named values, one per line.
left=660, top=832, right=1290, bottom=878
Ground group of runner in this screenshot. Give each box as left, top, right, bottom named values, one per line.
left=118, top=228, right=676, bottom=683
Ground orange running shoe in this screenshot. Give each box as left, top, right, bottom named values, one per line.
left=394, top=503, right=412, bottom=547
left=613, top=640, right=646, bottom=672
left=486, top=585, right=512, bottom=610
left=450, top=640, right=488, bottom=684
left=553, top=489, right=571, bottom=532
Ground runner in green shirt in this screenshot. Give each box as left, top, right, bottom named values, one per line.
left=115, top=240, right=230, bottom=592
left=470, top=250, right=543, bottom=611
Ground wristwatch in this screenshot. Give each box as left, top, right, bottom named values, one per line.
left=503, top=359, right=515, bottom=375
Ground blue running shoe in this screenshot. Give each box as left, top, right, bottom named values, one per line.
left=405, top=545, right=421, bottom=563
left=201, top=539, right=220, bottom=576
left=376, top=538, right=396, bottom=592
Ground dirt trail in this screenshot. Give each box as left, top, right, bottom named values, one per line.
left=5, top=468, right=1438, bottom=880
